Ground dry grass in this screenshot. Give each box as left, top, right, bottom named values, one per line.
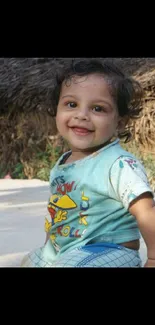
left=0, top=109, right=58, bottom=178
left=127, top=69, right=155, bottom=155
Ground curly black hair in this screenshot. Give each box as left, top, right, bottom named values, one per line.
left=50, top=58, right=143, bottom=142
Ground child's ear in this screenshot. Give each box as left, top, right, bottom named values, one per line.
left=117, top=115, right=129, bottom=132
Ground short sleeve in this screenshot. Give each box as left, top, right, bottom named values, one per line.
left=109, top=156, right=154, bottom=210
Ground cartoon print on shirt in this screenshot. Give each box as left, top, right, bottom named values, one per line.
left=79, top=191, right=89, bottom=226
left=48, top=193, right=77, bottom=226
left=45, top=181, right=90, bottom=251
left=119, top=157, right=137, bottom=170
left=51, top=175, right=78, bottom=195
left=45, top=218, right=52, bottom=233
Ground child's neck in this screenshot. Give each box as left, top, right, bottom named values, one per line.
left=66, top=138, right=116, bottom=164
left=66, top=150, right=91, bottom=163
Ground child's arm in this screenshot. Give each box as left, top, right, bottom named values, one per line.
left=129, top=192, right=155, bottom=267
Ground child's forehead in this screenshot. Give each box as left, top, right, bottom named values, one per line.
left=60, top=73, right=117, bottom=109
left=62, top=73, right=113, bottom=91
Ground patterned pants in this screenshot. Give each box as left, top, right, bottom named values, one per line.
left=21, top=243, right=142, bottom=267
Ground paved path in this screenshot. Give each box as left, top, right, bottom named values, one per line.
left=0, top=179, right=147, bottom=266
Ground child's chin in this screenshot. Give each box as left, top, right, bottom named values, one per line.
left=69, top=142, right=95, bottom=151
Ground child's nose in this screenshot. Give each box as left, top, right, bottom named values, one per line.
left=74, top=108, right=89, bottom=120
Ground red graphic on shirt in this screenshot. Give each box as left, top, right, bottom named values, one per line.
left=57, top=181, right=76, bottom=195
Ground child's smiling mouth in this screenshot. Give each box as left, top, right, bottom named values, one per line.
left=70, top=126, right=94, bottom=136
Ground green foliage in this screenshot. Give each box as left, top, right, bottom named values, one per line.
left=34, top=144, right=62, bottom=181
left=11, top=162, right=26, bottom=179
left=0, top=167, right=7, bottom=178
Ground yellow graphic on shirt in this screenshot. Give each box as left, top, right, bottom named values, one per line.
left=79, top=215, right=88, bottom=226
left=45, top=192, right=78, bottom=248
left=45, top=217, right=52, bottom=232
left=50, top=233, right=56, bottom=242
left=47, top=193, right=77, bottom=226
left=81, top=191, right=89, bottom=202
left=54, top=210, right=68, bottom=223
left=79, top=190, right=89, bottom=226
left=48, top=194, right=77, bottom=209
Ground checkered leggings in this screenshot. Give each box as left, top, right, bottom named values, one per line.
left=21, top=243, right=142, bottom=267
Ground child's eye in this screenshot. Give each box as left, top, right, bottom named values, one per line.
left=67, top=102, right=77, bottom=108
left=92, top=106, right=104, bottom=113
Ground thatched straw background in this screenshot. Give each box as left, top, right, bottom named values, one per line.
left=0, top=58, right=155, bottom=178
left=121, top=65, right=155, bottom=157
left=0, top=58, right=155, bottom=112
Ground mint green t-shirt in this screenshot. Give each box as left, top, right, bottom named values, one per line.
left=43, top=139, right=153, bottom=262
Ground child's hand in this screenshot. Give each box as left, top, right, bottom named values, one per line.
left=144, top=259, right=155, bottom=267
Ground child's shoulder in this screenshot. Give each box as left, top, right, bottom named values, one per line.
left=104, top=140, right=146, bottom=176
left=103, top=139, right=137, bottom=163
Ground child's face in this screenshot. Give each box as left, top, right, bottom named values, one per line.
left=56, top=73, right=120, bottom=152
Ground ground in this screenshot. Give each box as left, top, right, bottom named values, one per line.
left=0, top=179, right=147, bottom=267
